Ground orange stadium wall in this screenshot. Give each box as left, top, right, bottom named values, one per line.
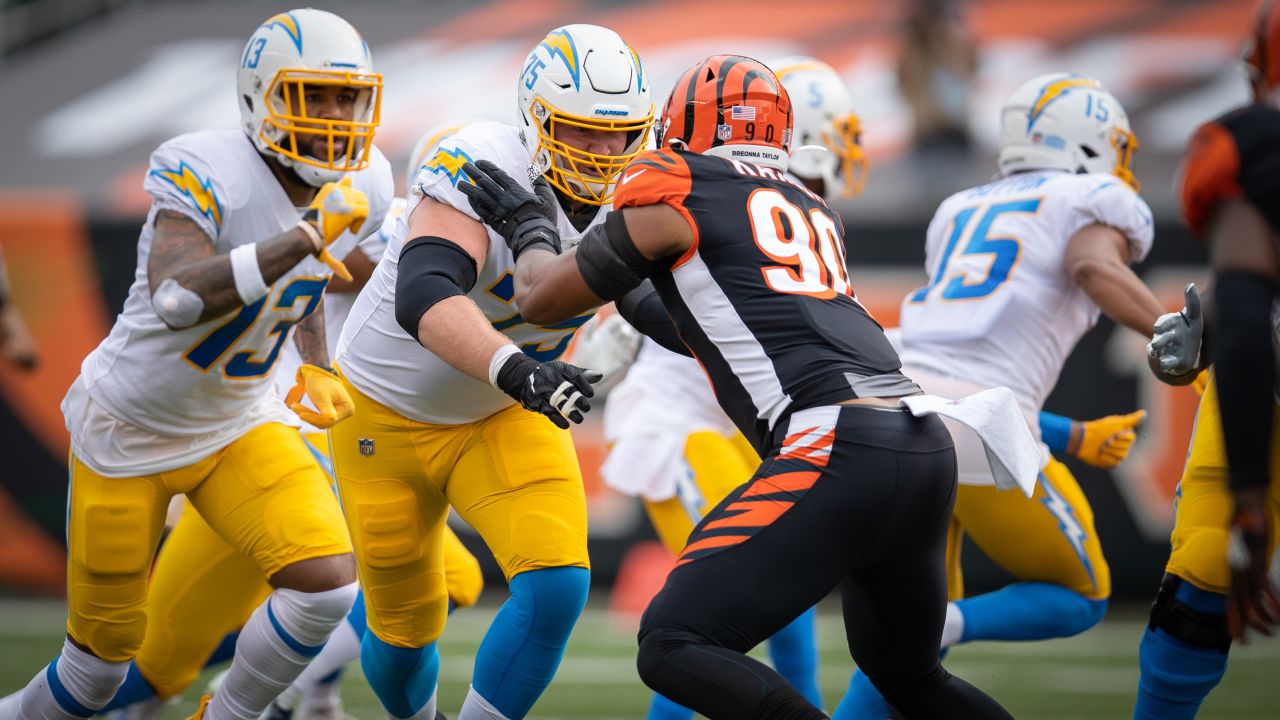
left=0, top=197, right=1211, bottom=599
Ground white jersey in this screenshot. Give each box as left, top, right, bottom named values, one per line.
left=337, top=121, right=605, bottom=425
left=899, top=170, right=1153, bottom=437
left=65, top=129, right=393, bottom=476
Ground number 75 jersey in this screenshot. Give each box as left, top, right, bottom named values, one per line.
left=898, top=170, right=1153, bottom=416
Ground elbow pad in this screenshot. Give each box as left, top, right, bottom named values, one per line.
left=575, top=211, right=652, bottom=301
left=395, top=236, right=478, bottom=340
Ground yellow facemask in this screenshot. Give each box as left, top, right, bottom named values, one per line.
left=260, top=68, right=383, bottom=175
left=1110, top=126, right=1140, bottom=192
left=532, top=98, right=653, bottom=206
left=826, top=113, right=870, bottom=198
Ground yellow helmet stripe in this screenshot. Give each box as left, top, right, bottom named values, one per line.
left=262, top=12, right=303, bottom=54
left=538, top=30, right=581, bottom=88
left=1027, top=77, right=1102, bottom=130
left=774, top=61, right=833, bottom=80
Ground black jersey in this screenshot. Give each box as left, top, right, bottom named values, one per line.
left=1180, top=103, right=1280, bottom=237
left=614, top=148, right=918, bottom=452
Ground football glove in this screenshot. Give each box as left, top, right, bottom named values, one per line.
left=285, top=365, right=354, bottom=429
left=458, top=159, right=561, bottom=259
left=568, top=312, right=642, bottom=382
left=493, top=352, right=602, bottom=429
left=1226, top=486, right=1280, bottom=643
left=1147, top=283, right=1203, bottom=386
left=1071, top=410, right=1146, bottom=469
left=301, top=177, right=370, bottom=282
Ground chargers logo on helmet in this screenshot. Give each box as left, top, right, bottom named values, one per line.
left=538, top=29, right=581, bottom=89
left=261, top=12, right=303, bottom=54
left=1026, top=77, right=1102, bottom=131
left=149, top=163, right=223, bottom=233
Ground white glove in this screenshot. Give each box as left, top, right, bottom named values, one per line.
left=570, top=313, right=642, bottom=382
left=1147, top=283, right=1203, bottom=385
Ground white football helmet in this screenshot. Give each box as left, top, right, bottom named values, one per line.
left=517, top=24, right=653, bottom=206
left=405, top=120, right=472, bottom=189
left=997, top=73, right=1139, bottom=190
left=771, top=56, right=868, bottom=197
left=237, top=9, right=382, bottom=187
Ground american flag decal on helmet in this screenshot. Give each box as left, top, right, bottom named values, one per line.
left=730, top=105, right=757, bottom=121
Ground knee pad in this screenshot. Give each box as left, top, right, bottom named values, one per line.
left=360, top=632, right=439, bottom=719
left=510, top=566, right=589, bottom=643
left=269, top=582, right=359, bottom=656
left=1148, top=574, right=1230, bottom=652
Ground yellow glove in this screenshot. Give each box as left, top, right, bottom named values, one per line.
left=285, top=365, right=354, bottom=429
left=301, top=177, right=369, bottom=282
left=1071, top=410, right=1147, bottom=469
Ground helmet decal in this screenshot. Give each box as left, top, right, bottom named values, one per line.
left=1027, top=77, right=1102, bottom=131
left=538, top=29, right=581, bottom=89
left=261, top=12, right=303, bottom=54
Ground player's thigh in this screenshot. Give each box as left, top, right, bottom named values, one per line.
left=65, top=455, right=177, bottom=661
left=954, top=459, right=1110, bottom=600
left=447, top=404, right=589, bottom=581
left=188, top=423, right=351, bottom=581
left=645, top=430, right=758, bottom=554
left=136, top=502, right=270, bottom=698
left=1166, top=376, right=1280, bottom=593
left=330, top=382, right=457, bottom=646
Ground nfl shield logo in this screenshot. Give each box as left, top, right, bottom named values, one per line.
left=716, top=124, right=732, bottom=141
left=358, top=437, right=375, bottom=457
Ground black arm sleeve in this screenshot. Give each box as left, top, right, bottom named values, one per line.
left=394, top=236, right=478, bottom=341
left=1211, top=269, right=1278, bottom=491
left=616, top=280, right=692, bottom=357
left=575, top=210, right=653, bottom=301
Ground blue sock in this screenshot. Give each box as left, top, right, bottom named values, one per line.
left=346, top=588, right=367, bottom=640
left=769, top=606, right=821, bottom=708
left=647, top=693, right=694, bottom=720
left=832, top=667, right=889, bottom=720
left=360, top=632, right=439, bottom=719
left=472, top=566, right=590, bottom=719
left=1135, top=583, right=1228, bottom=720
left=957, top=582, right=1107, bottom=642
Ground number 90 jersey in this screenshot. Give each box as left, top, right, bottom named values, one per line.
left=66, top=129, right=393, bottom=476
left=614, top=148, right=917, bottom=454
left=898, top=170, right=1153, bottom=419
left=336, top=121, right=601, bottom=425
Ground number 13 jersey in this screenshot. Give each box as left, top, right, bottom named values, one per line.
left=898, top=170, right=1153, bottom=419
left=614, top=148, right=917, bottom=455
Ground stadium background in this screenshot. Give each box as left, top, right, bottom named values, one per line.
left=0, top=0, right=1273, bottom=717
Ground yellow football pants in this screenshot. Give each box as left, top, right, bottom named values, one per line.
left=1166, top=372, right=1280, bottom=594
left=130, top=432, right=485, bottom=698
left=331, top=375, right=588, bottom=648
left=642, top=430, right=760, bottom=554
left=65, top=422, right=351, bottom=662
left=945, top=457, right=1111, bottom=602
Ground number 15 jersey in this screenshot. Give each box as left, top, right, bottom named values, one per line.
left=898, top=170, right=1154, bottom=420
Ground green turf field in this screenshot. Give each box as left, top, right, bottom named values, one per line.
left=1, top=600, right=1275, bottom=718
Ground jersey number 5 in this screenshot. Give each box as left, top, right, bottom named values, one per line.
left=748, top=188, right=851, bottom=300
left=908, top=198, right=1042, bottom=304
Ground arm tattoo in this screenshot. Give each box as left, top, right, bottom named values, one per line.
left=147, top=210, right=316, bottom=325
left=292, top=297, right=330, bottom=368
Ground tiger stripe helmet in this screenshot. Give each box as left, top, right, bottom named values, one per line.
left=1244, top=0, right=1280, bottom=107
left=658, top=55, right=793, bottom=172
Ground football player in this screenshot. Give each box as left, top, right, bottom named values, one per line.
left=460, top=53, right=1013, bottom=720
left=0, top=247, right=38, bottom=370
left=328, top=25, right=650, bottom=720
left=0, top=10, right=391, bottom=720
left=1134, top=3, right=1280, bottom=717
left=834, top=73, right=1166, bottom=719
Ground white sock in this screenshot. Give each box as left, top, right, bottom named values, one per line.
left=940, top=601, right=965, bottom=649
left=0, top=690, right=22, bottom=720
left=206, top=583, right=357, bottom=720
left=286, top=619, right=362, bottom=707
left=16, top=639, right=130, bottom=720
left=458, top=686, right=510, bottom=720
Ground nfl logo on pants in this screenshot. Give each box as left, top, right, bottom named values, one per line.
left=358, top=437, right=375, bottom=456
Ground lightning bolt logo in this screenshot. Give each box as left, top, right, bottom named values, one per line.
left=262, top=12, right=303, bottom=54
left=629, top=44, right=644, bottom=91
left=150, top=163, right=223, bottom=234
left=538, top=29, right=581, bottom=89
left=1039, top=474, right=1097, bottom=589
left=424, top=146, right=475, bottom=187
left=1027, top=77, right=1102, bottom=131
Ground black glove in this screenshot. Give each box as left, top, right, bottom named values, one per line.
left=493, top=352, right=603, bottom=429
left=459, top=159, right=561, bottom=259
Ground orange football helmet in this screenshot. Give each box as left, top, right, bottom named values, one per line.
left=657, top=55, right=793, bottom=171
left=1245, top=0, right=1280, bottom=104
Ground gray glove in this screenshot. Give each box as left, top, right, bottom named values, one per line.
left=1147, top=283, right=1203, bottom=385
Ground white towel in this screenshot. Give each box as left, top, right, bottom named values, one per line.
left=900, top=387, right=1040, bottom=498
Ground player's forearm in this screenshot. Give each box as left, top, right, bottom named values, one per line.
left=1212, top=271, right=1278, bottom=491
left=416, top=295, right=514, bottom=383
left=292, top=300, right=330, bottom=368
left=1077, top=261, right=1165, bottom=335
left=514, top=247, right=600, bottom=325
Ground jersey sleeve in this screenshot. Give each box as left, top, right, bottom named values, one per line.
left=1076, top=177, right=1155, bottom=263
left=612, top=149, right=696, bottom=266
left=353, top=196, right=405, bottom=265
left=1178, top=119, right=1242, bottom=239
left=412, top=127, right=516, bottom=224
left=143, top=138, right=229, bottom=242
